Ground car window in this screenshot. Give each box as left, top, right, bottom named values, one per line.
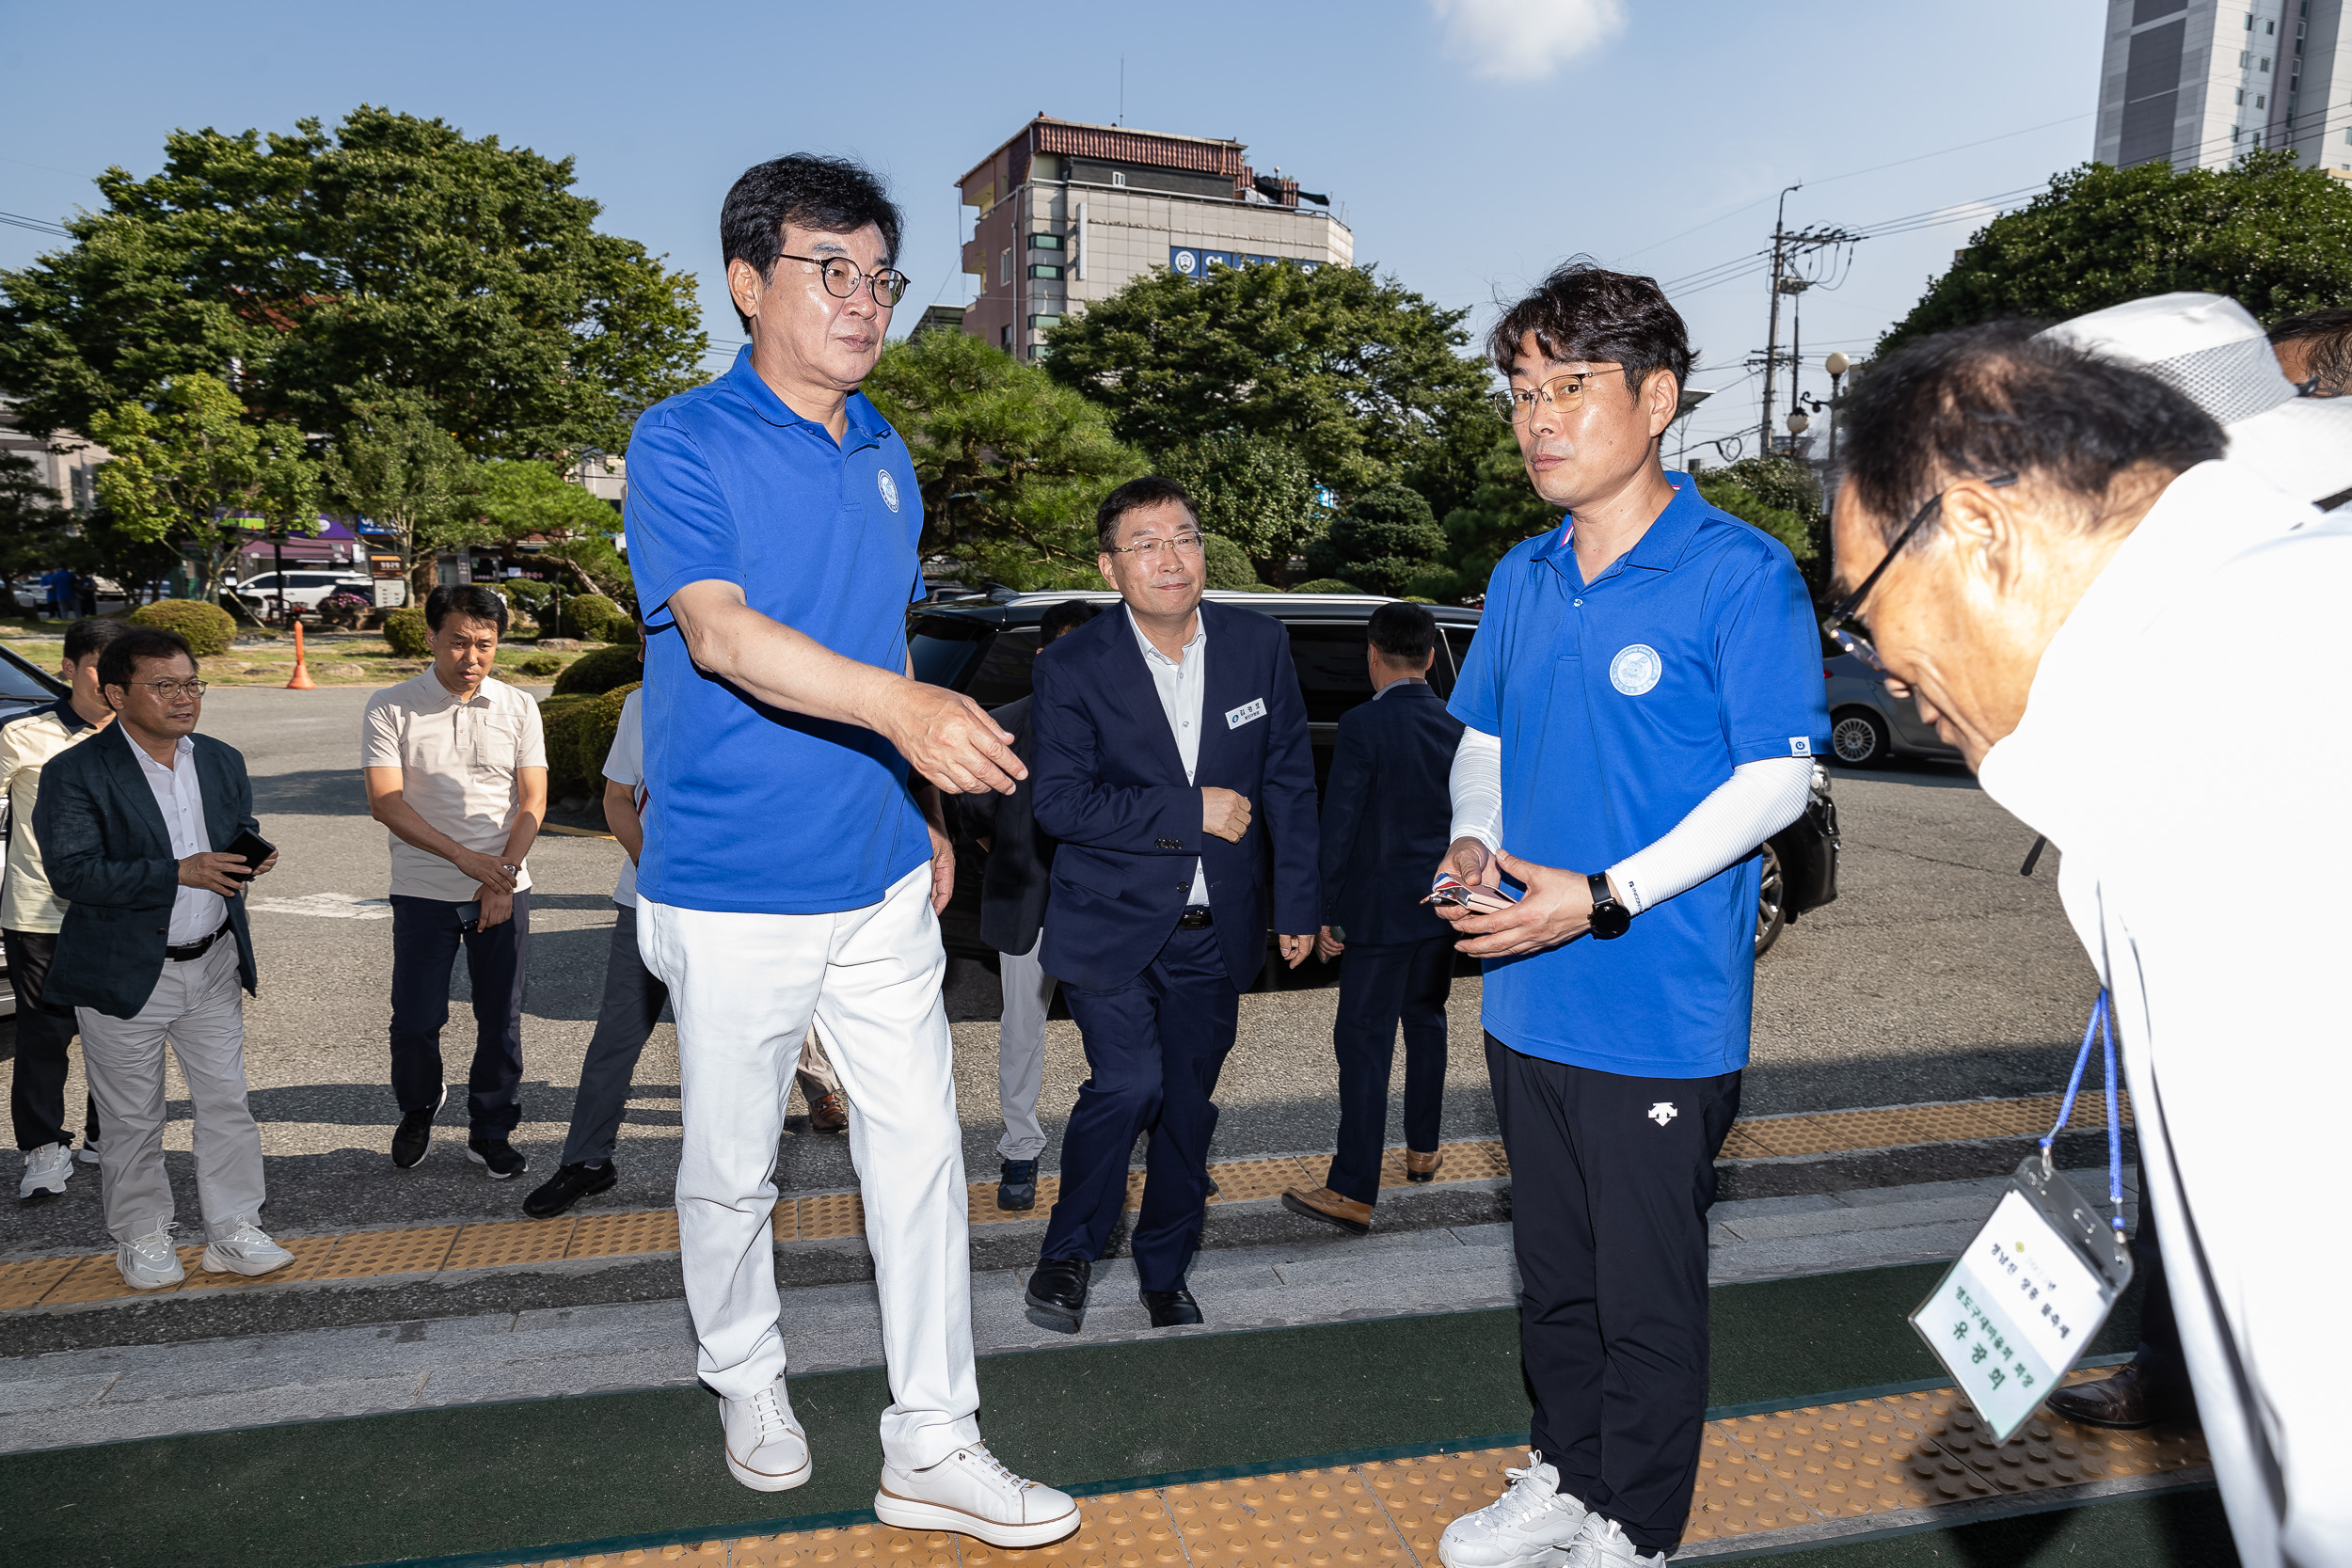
left=1440, top=626, right=1476, bottom=699
left=244, top=573, right=279, bottom=591
left=908, top=617, right=989, bottom=689
left=1286, top=622, right=1375, bottom=724
left=965, top=627, right=1041, bottom=709
left=294, top=573, right=336, bottom=587
left=0, top=648, right=60, bottom=702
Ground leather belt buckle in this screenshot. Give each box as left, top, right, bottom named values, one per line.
left=1177, top=906, right=1214, bottom=930
left=166, top=920, right=231, bottom=962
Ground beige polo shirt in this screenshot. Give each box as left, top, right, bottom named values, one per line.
left=361, top=671, right=548, bottom=902
left=0, top=701, right=106, bottom=933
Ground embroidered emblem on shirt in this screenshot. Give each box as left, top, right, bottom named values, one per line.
left=1789, top=736, right=1813, bottom=756
left=877, top=468, right=900, bottom=513
left=1610, top=643, right=1662, bottom=696
left=1226, top=699, right=1267, bottom=729
left=1648, top=1101, right=1679, bottom=1127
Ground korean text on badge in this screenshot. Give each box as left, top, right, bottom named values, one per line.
left=1226, top=699, right=1267, bottom=730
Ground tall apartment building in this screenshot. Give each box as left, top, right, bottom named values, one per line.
left=2097, top=0, right=2352, bottom=173
left=956, top=116, right=1354, bottom=361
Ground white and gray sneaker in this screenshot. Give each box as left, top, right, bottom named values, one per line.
left=76, top=1139, right=103, bottom=1166
left=19, top=1142, right=73, bottom=1200
left=875, top=1440, right=1081, bottom=1548
left=117, top=1220, right=186, bottom=1290
left=202, top=1218, right=294, bottom=1276
left=1438, top=1451, right=1592, bottom=1568
left=721, top=1374, right=812, bottom=1492
left=1565, top=1516, right=1666, bottom=1567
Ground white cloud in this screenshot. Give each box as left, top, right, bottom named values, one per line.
left=1430, top=0, right=1629, bottom=81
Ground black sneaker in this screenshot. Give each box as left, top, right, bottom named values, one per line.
left=390, top=1086, right=447, bottom=1169
left=467, top=1137, right=530, bottom=1180
left=524, top=1160, right=616, bottom=1218
left=997, top=1159, right=1038, bottom=1212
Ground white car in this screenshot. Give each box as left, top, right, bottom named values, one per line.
left=230, top=570, right=373, bottom=612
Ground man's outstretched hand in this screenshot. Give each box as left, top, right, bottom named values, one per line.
left=877, top=681, right=1025, bottom=796
left=1444, top=848, right=1597, bottom=958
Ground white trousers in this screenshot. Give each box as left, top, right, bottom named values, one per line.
left=995, top=935, right=1057, bottom=1162
left=638, top=865, right=978, bottom=1470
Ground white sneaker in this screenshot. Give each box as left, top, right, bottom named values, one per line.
left=202, top=1218, right=294, bottom=1276
left=117, top=1220, right=185, bottom=1290
left=76, top=1139, right=102, bottom=1166
left=1564, top=1517, right=1665, bottom=1567
left=1437, top=1451, right=1592, bottom=1568
left=19, top=1142, right=72, bottom=1199
left=875, top=1440, right=1080, bottom=1548
left=721, top=1374, right=812, bottom=1492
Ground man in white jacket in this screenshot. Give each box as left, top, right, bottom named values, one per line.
left=1830, top=317, right=2350, bottom=1568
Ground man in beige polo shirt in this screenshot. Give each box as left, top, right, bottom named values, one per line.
left=362, top=584, right=547, bottom=1179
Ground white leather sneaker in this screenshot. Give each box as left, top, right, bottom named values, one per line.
left=117, top=1221, right=185, bottom=1290
left=1564, top=1516, right=1665, bottom=1566
left=1437, top=1451, right=1591, bottom=1568
left=875, top=1441, right=1080, bottom=1547
left=721, top=1375, right=812, bottom=1492
left=19, top=1142, right=72, bottom=1199
left=202, top=1218, right=294, bottom=1276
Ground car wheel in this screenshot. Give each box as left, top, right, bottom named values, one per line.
left=1830, top=707, right=1890, bottom=767
left=1755, top=840, right=1788, bottom=956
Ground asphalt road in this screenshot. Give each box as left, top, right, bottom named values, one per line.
left=1, top=685, right=2096, bottom=1254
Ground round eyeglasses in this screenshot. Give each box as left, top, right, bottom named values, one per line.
left=777, top=253, right=911, bottom=309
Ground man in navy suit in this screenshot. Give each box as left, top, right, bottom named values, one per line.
left=1022, top=476, right=1319, bottom=1333
left=1282, top=603, right=1465, bottom=1236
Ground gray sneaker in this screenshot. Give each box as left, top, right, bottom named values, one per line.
left=117, top=1220, right=186, bottom=1290
left=202, top=1217, right=294, bottom=1276
left=19, top=1143, right=72, bottom=1200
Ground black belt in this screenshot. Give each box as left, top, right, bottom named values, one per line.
left=166, top=920, right=232, bottom=962
left=1177, top=906, right=1214, bottom=930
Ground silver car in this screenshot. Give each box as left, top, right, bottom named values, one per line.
left=1823, top=652, right=1962, bottom=767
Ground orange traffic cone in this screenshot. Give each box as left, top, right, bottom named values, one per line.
left=285, top=615, right=316, bottom=689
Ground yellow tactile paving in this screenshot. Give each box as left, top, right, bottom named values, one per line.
left=1719, top=1093, right=2132, bottom=1162
left=0, top=1252, right=82, bottom=1309
left=570, top=1208, right=680, bottom=1259
left=175, top=1231, right=346, bottom=1293
left=444, top=1217, right=580, bottom=1272
left=1200, top=1156, right=1318, bottom=1206
left=797, top=1192, right=867, bottom=1243
left=325, top=1222, right=462, bottom=1279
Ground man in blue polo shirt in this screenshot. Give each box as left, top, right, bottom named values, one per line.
left=1431, top=265, right=1827, bottom=1568
left=623, top=154, right=1077, bottom=1548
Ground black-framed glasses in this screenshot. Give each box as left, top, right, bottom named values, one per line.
left=777, top=253, right=911, bottom=308
left=1491, top=368, right=1620, bottom=424
left=130, top=678, right=208, bottom=698
left=1821, top=474, right=2015, bottom=673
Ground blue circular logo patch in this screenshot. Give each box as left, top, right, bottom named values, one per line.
left=877, top=468, right=900, bottom=514
left=1610, top=643, right=1662, bottom=696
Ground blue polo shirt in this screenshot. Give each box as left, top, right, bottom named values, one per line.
left=1449, top=475, right=1829, bottom=1078
left=624, top=348, right=930, bottom=914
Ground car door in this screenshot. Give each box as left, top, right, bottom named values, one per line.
left=1280, top=620, right=1378, bottom=797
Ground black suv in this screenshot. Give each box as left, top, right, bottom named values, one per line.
left=910, top=592, right=1837, bottom=961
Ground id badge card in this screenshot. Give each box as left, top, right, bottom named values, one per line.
left=1908, top=1154, right=2133, bottom=1443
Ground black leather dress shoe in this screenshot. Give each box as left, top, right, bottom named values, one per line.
left=1025, top=1256, right=1091, bottom=1333
left=2044, top=1360, right=2190, bottom=1430
left=524, top=1160, right=617, bottom=1219
left=998, top=1159, right=1038, bottom=1212
left=1141, top=1287, right=1203, bottom=1328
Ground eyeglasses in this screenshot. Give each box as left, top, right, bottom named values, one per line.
left=1492, top=368, right=1619, bottom=424
left=777, top=253, right=911, bottom=308
left=128, top=679, right=208, bottom=698
left=1105, top=532, right=1205, bottom=560
left=1821, top=474, right=2015, bottom=673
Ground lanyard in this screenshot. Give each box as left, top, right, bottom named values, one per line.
left=2040, top=990, right=2127, bottom=1254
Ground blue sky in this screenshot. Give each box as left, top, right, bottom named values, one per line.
left=0, top=0, right=2106, bottom=461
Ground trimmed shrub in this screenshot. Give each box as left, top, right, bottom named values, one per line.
left=514, top=653, right=564, bottom=677
left=1200, top=533, right=1263, bottom=592
left=129, top=599, right=236, bottom=657
left=383, top=605, right=431, bottom=657
left=1289, top=578, right=1362, bottom=594
left=539, top=682, right=638, bottom=800
left=549, top=643, right=643, bottom=697
left=562, top=593, right=623, bottom=641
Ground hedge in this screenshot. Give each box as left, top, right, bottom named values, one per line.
left=128, top=600, right=236, bottom=657
left=1289, top=578, right=1363, bottom=594
left=383, top=605, right=431, bottom=657
left=549, top=643, right=644, bottom=697
left=562, top=593, right=623, bottom=641
left=540, top=682, right=638, bottom=800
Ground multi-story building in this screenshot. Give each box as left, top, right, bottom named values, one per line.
left=956, top=116, right=1354, bottom=361
left=2097, top=0, right=2352, bottom=174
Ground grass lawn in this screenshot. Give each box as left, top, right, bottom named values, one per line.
left=0, top=629, right=599, bottom=687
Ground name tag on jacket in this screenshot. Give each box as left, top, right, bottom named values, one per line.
left=1225, top=699, right=1267, bottom=730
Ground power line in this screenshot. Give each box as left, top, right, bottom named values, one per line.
left=0, top=209, right=72, bottom=237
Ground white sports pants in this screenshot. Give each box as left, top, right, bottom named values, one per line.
left=638, top=865, right=978, bottom=1470
left=995, top=935, right=1057, bottom=1162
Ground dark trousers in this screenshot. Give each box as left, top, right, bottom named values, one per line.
left=1325, top=935, right=1453, bottom=1205
left=4, top=928, right=100, bottom=1151
left=1041, top=922, right=1239, bottom=1293
left=559, top=905, right=668, bottom=1167
left=1488, top=1034, right=1741, bottom=1555
left=389, top=892, right=529, bottom=1138
left=2130, top=1206, right=2190, bottom=1403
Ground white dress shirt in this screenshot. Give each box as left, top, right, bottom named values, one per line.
left=133, top=734, right=228, bottom=944
left=1128, top=606, right=1212, bottom=908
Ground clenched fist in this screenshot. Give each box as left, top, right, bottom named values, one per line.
left=1202, top=786, right=1253, bottom=844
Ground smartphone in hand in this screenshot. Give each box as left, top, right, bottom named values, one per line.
left=1426, top=871, right=1522, bottom=914
left=222, top=829, right=275, bottom=879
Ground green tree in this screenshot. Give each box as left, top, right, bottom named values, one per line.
left=1042, top=261, right=1492, bottom=496
left=0, top=105, right=706, bottom=457
left=469, top=457, right=628, bottom=603
left=1694, top=455, right=1826, bottom=581
left=1880, top=150, right=2352, bottom=353
left=1154, top=433, right=1323, bottom=580
left=1304, top=484, right=1449, bottom=598
left=87, top=372, right=321, bottom=605
left=322, top=386, right=480, bottom=601
left=1439, top=425, right=1557, bottom=594
left=861, top=327, right=1146, bottom=590
left=0, top=453, right=72, bottom=610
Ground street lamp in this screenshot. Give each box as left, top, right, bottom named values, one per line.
left=1824, top=352, right=1851, bottom=463
left=1785, top=410, right=1811, bottom=436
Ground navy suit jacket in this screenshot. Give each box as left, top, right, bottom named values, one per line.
left=1318, top=680, right=1465, bottom=947
left=1033, top=601, right=1319, bottom=993
left=34, top=723, right=261, bottom=1019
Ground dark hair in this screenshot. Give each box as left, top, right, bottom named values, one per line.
left=1488, top=260, right=1694, bottom=399
left=2268, top=306, right=2352, bottom=393
left=63, top=616, right=131, bottom=667
left=1367, top=602, right=1438, bottom=663
left=1040, top=599, right=1102, bottom=641
left=1095, top=476, right=1200, bottom=552
left=1840, top=320, right=2226, bottom=546
left=97, top=627, right=192, bottom=691
left=721, top=155, right=905, bottom=333
left=424, top=583, right=510, bottom=633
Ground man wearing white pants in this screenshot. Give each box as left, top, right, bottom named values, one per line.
left=623, top=153, right=1076, bottom=1546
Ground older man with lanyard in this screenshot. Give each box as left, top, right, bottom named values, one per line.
left=1432, top=264, right=1826, bottom=1568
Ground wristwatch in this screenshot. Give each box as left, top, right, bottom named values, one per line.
left=1587, top=872, right=1631, bottom=940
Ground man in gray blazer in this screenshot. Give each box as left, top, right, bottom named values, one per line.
left=36, top=626, right=290, bottom=1290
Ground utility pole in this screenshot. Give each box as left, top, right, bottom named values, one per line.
left=1755, top=187, right=1861, bottom=456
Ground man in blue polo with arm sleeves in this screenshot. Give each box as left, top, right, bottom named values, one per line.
left=1430, top=264, right=1828, bottom=1568
left=622, top=153, right=1078, bottom=1547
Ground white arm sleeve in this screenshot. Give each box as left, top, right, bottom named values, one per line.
left=1607, top=755, right=1815, bottom=915
left=1448, top=725, right=1503, bottom=851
